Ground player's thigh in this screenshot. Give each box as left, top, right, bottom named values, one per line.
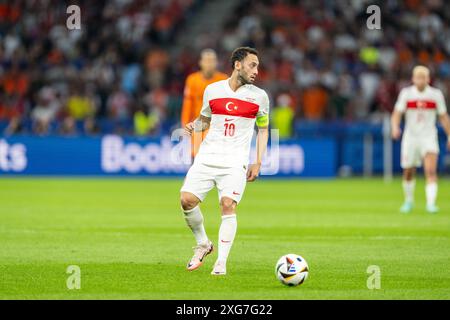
left=215, top=166, right=247, bottom=205
left=180, top=162, right=215, bottom=203
left=401, top=138, right=422, bottom=169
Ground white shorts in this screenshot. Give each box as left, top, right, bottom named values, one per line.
left=180, top=162, right=247, bottom=204
left=401, top=135, right=439, bottom=169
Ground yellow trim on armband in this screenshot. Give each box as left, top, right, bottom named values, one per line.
left=256, top=114, right=269, bottom=127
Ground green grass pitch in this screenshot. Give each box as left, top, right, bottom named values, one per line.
left=0, top=177, right=449, bottom=300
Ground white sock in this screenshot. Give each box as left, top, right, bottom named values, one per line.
left=218, top=214, right=237, bottom=263
left=183, top=206, right=208, bottom=245
left=402, top=179, right=415, bottom=203
left=425, top=182, right=438, bottom=207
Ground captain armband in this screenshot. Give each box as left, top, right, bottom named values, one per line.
left=256, top=114, right=269, bottom=127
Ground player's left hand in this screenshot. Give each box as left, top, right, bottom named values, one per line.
left=447, top=138, right=450, bottom=151
left=247, top=163, right=261, bottom=182
left=184, top=122, right=194, bottom=136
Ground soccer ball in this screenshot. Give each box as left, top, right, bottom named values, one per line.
left=275, top=254, right=309, bottom=286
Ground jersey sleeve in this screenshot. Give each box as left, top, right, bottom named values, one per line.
left=394, top=88, right=407, bottom=113
left=200, top=86, right=211, bottom=118
left=436, top=90, right=447, bottom=115
left=256, top=91, right=270, bottom=127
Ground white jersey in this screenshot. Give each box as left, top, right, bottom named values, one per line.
left=195, top=79, right=270, bottom=168
left=394, top=85, right=447, bottom=138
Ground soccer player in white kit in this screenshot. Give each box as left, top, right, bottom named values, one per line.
left=391, top=66, right=450, bottom=213
left=180, top=47, right=270, bottom=275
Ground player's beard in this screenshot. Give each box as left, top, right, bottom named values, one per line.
left=237, top=70, right=253, bottom=85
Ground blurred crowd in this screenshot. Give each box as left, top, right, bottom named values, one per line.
left=1, top=0, right=449, bottom=137
left=0, top=0, right=199, bottom=136
left=218, top=0, right=450, bottom=137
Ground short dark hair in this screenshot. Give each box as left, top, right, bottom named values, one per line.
left=230, top=47, right=258, bottom=70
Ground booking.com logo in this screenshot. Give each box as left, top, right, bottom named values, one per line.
left=0, top=139, right=27, bottom=172
left=101, top=129, right=305, bottom=175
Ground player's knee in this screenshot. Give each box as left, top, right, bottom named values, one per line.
left=425, top=169, right=437, bottom=181
left=403, top=169, right=415, bottom=180
left=220, top=197, right=236, bottom=214
left=180, top=193, right=199, bottom=211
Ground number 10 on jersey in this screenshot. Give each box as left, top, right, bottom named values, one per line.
left=224, top=123, right=235, bottom=136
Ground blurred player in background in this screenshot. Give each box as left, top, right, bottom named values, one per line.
left=391, top=66, right=450, bottom=214
left=180, top=47, right=270, bottom=275
left=181, top=49, right=228, bottom=157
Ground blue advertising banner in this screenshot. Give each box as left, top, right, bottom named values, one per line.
left=0, top=135, right=337, bottom=177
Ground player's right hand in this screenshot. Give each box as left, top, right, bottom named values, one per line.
left=184, top=122, right=194, bottom=136
left=391, top=126, right=401, bottom=140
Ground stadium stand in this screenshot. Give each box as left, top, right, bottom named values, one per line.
left=0, top=0, right=449, bottom=141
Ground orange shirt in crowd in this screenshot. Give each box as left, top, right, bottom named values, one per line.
left=302, top=86, right=329, bottom=120
left=181, top=71, right=228, bottom=126
left=1, top=72, right=29, bottom=96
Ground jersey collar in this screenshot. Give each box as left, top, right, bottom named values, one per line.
left=226, top=78, right=249, bottom=96
left=413, top=84, right=429, bottom=95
